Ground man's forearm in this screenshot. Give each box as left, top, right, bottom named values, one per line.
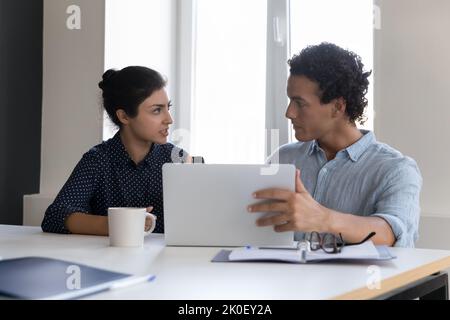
left=65, top=213, right=108, bottom=236
left=324, top=208, right=396, bottom=246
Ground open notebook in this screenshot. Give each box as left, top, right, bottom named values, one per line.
left=0, top=257, right=155, bottom=300
left=212, top=241, right=396, bottom=264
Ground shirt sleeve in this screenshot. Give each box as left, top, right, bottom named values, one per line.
left=371, top=158, right=423, bottom=247
left=166, top=143, right=189, bottom=163
left=41, top=150, right=100, bottom=234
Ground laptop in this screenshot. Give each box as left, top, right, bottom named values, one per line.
left=0, top=257, right=147, bottom=300
left=162, top=164, right=296, bottom=247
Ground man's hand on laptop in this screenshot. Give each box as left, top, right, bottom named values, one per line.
left=247, top=169, right=331, bottom=233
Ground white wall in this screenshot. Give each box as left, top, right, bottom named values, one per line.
left=24, top=0, right=177, bottom=226
left=24, top=0, right=105, bottom=225
left=41, top=0, right=105, bottom=194
left=374, top=0, right=450, bottom=248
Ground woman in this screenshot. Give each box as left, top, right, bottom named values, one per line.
left=41, top=66, right=190, bottom=235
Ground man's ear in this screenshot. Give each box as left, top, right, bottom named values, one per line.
left=332, top=98, right=347, bottom=118
left=116, top=109, right=129, bottom=126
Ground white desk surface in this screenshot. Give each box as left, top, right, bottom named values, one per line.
left=1, top=225, right=450, bottom=300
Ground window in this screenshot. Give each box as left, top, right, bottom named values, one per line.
left=184, top=0, right=374, bottom=161
left=103, top=0, right=176, bottom=140
left=289, top=0, right=374, bottom=142
left=189, top=0, right=268, bottom=164
left=103, top=0, right=374, bottom=161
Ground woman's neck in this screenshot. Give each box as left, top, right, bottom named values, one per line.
left=119, top=129, right=153, bottom=165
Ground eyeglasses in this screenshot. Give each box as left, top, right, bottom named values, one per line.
left=306, top=231, right=376, bottom=254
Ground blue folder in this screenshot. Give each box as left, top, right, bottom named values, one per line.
left=0, top=257, right=147, bottom=299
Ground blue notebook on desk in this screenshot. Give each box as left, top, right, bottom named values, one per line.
left=0, top=257, right=154, bottom=300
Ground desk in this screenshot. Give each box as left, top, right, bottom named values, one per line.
left=1, top=225, right=450, bottom=300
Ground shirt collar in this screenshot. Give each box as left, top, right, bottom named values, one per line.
left=110, top=132, right=131, bottom=167
left=345, top=130, right=376, bottom=162
left=308, top=130, right=376, bottom=162
left=308, top=140, right=320, bottom=156
left=110, top=131, right=156, bottom=167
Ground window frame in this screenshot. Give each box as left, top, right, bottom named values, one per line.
left=173, top=0, right=291, bottom=159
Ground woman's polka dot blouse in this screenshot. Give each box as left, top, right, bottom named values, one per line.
left=41, top=132, right=186, bottom=234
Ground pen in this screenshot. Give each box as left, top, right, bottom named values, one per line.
left=46, top=274, right=156, bottom=300
left=109, top=274, right=156, bottom=290
left=257, top=241, right=301, bottom=250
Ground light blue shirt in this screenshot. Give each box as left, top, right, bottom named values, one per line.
left=268, top=130, right=422, bottom=247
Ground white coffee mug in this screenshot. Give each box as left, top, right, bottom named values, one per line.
left=108, top=207, right=157, bottom=247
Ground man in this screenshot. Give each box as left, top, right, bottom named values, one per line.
left=248, top=43, right=422, bottom=247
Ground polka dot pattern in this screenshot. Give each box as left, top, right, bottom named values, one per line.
left=41, top=132, right=185, bottom=234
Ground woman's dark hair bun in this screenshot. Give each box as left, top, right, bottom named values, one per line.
left=99, top=66, right=167, bottom=128
left=98, top=69, right=118, bottom=90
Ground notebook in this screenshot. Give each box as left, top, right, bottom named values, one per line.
left=212, top=241, right=396, bottom=264
left=0, top=257, right=155, bottom=299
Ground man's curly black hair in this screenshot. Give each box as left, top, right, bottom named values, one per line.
left=288, top=42, right=372, bottom=124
